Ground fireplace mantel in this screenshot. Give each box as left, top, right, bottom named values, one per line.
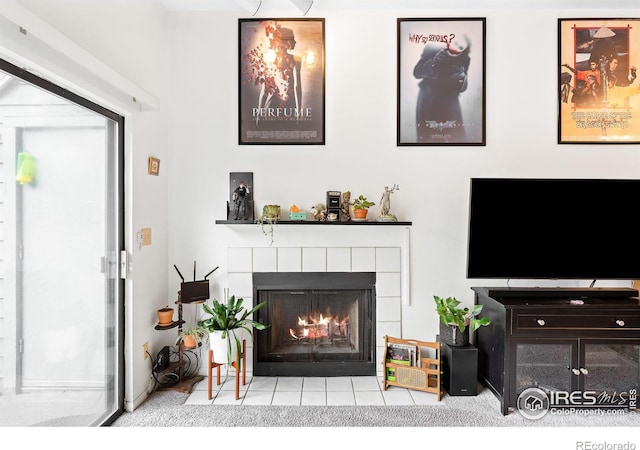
left=216, top=220, right=412, bottom=226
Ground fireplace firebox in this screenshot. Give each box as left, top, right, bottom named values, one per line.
left=253, top=272, right=376, bottom=376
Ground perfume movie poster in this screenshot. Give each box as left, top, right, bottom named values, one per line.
left=239, top=18, right=325, bottom=145
left=559, top=19, right=640, bottom=143
left=397, top=18, right=486, bottom=146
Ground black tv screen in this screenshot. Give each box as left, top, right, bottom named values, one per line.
left=466, top=178, right=640, bottom=280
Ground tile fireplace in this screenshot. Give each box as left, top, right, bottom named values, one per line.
left=226, top=245, right=404, bottom=376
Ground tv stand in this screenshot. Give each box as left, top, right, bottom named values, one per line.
left=472, top=286, right=640, bottom=415
left=485, top=287, right=638, bottom=299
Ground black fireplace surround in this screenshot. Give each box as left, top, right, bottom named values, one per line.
left=252, top=272, right=376, bottom=377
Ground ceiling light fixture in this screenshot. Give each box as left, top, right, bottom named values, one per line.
left=289, top=0, right=313, bottom=16
left=236, top=0, right=262, bottom=16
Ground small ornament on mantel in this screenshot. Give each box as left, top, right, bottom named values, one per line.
left=340, top=191, right=351, bottom=222
left=376, top=184, right=399, bottom=222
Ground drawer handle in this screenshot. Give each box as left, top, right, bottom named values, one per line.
left=616, top=320, right=625, bottom=327
left=536, top=319, right=546, bottom=326
left=580, top=367, right=589, bottom=375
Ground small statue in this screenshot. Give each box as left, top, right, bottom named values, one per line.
left=340, top=191, right=351, bottom=222
left=310, top=203, right=327, bottom=221
left=232, top=181, right=250, bottom=220
left=377, top=184, right=399, bottom=222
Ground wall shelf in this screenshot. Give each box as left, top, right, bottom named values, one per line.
left=215, top=220, right=412, bottom=226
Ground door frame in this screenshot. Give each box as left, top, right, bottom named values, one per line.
left=0, top=57, right=125, bottom=424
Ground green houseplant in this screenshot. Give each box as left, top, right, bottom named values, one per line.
left=434, top=295, right=490, bottom=346
left=198, top=295, right=268, bottom=366
left=257, top=204, right=281, bottom=245
left=352, top=195, right=375, bottom=220
left=175, top=322, right=207, bottom=349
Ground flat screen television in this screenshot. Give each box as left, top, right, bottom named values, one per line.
left=466, top=178, right=640, bottom=280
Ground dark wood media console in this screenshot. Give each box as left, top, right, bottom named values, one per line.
left=471, top=286, right=640, bottom=415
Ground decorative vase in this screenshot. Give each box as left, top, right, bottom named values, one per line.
left=209, top=330, right=238, bottom=365
left=439, top=321, right=470, bottom=347
left=353, top=208, right=368, bottom=220
left=157, top=307, right=174, bottom=326
left=182, top=335, right=197, bottom=349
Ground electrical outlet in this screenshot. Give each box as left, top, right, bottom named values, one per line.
left=143, top=342, right=149, bottom=359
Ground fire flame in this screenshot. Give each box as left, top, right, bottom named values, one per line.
left=289, top=313, right=349, bottom=340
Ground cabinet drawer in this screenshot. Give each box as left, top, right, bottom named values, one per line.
left=513, top=313, right=640, bottom=334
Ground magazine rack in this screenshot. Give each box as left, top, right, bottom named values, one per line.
left=382, top=335, right=442, bottom=400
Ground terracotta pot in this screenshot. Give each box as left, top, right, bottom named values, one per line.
left=353, top=208, right=368, bottom=220
left=157, top=307, right=174, bottom=326
left=182, top=335, right=197, bottom=349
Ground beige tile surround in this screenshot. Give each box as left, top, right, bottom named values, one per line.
left=226, top=246, right=403, bottom=376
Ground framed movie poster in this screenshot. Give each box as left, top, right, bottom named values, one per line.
left=227, top=172, right=254, bottom=222
left=559, top=18, right=640, bottom=144
left=239, top=18, right=325, bottom=145
left=397, top=18, right=486, bottom=146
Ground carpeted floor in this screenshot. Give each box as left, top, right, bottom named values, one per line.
left=110, top=387, right=640, bottom=428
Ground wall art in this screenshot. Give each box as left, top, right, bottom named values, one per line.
left=228, top=172, right=254, bottom=222
left=239, top=18, right=325, bottom=145
left=397, top=18, right=486, bottom=146
left=559, top=18, right=640, bottom=144
left=148, top=157, right=160, bottom=175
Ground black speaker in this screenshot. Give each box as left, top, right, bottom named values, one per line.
left=441, top=343, right=478, bottom=396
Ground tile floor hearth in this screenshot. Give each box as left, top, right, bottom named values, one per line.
left=185, top=376, right=443, bottom=406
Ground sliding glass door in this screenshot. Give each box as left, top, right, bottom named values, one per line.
left=0, top=59, right=123, bottom=426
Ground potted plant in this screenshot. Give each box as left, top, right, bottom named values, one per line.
left=175, top=323, right=207, bottom=349
left=434, top=295, right=490, bottom=347
left=157, top=306, right=174, bottom=326
left=198, top=294, right=269, bottom=366
left=257, top=204, right=281, bottom=245
left=352, top=194, right=375, bottom=221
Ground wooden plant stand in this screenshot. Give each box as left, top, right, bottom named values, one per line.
left=207, top=339, right=247, bottom=401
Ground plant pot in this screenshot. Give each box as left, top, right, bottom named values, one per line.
left=182, top=335, right=197, bottom=349
left=439, top=321, right=470, bottom=347
left=261, top=205, right=281, bottom=220
left=209, top=330, right=238, bottom=365
left=157, top=307, right=174, bottom=326
left=353, top=208, right=368, bottom=220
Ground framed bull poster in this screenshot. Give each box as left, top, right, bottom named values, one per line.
left=239, top=18, right=325, bottom=145
left=559, top=18, right=640, bottom=144
left=397, top=18, right=486, bottom=146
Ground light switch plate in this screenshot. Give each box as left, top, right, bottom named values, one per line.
left=141, top=228, right=152, bottom=246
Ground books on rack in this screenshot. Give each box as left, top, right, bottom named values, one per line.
left=385, top=342, right=420, bottom=381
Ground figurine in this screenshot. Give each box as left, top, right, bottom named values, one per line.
left=377, top=184, right=399, bottom=222
left=340, top=191, right=351, bottom=222
left=310, top=203, right=327, bottom=221
left=232, top=181, right=250, bottom=220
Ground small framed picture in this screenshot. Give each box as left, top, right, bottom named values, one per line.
left=148, top=157, right=160, bottom=176
left=228, top=172, right=254, bottom=222
left=397, top=18, right=486, bottom=146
